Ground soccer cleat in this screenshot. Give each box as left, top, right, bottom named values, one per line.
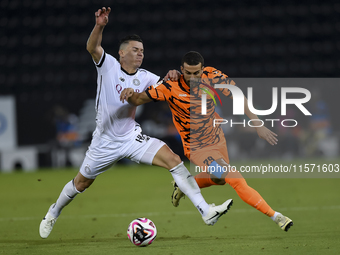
left=171, top=181, right=185, bottom=207
left=202, top=199, right=233, bottom=226
left=39, top=204, right=58, bottom=238
left=274, top=213, right=293, bottom=231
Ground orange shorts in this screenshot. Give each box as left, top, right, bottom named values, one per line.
left=188, top=139, right=230, bottom=168
left=186, top=138, right=244, bottom=180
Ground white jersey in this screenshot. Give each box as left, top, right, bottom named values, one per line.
left=93, top=51, right=159, bottom=140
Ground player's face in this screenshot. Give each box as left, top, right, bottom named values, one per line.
left=181, top=62, right=204, bottom=87
left=120, top=41, right=144, bottom=69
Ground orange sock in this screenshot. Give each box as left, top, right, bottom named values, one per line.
left=226, top=176, right=275, bottom=217
left=194, top=172, right=217, bottom=188
left=194, top=170, right=275, bottom=217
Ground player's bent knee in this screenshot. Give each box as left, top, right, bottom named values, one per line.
left=210, top=176, right=226, bottom=185
left=152, top=144, right=182, bottom=170
left=162, top=153, right=181, bottom=170
left=171, top=153, right=182, bottom=166
left=74, top=173, right=95, bottom=192
left=75, top=182, right=91, bottom=192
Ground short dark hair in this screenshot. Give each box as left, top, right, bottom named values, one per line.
left=119, top=34, right=143, bottom=49
left=181, top=51, right=204, bottom=67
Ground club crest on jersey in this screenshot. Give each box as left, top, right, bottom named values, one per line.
left=133, top=79, right=140, bottom=86
left=119, top=77, right=125, bottom=82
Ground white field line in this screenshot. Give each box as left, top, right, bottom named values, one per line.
left=1, top=205, right=340, bottom=222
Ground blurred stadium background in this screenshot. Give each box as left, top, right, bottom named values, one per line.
left=1, top=0, right=339, bottom=171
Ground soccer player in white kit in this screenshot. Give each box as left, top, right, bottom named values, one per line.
left=39, top=7, right=233, bottom=239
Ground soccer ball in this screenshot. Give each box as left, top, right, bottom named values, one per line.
left=127, top=218, right=157, bottom=247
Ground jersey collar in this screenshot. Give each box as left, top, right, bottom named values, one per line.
left=121, top=67, right=138, bottom=76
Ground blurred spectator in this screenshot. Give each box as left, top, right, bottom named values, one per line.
left=276, top=109, right=302, bottom=159
left=50, top=105, right=82, bottom=167
left=53, top=105, right=80, bottom=148
left=300, top=89, right=338, bottom=157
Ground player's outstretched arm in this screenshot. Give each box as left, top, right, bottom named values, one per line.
left=86, top=7, right=111, bottom=63
left=243, top=97, right=278, bottom=145
left=120, top=88, right=152, bottom=106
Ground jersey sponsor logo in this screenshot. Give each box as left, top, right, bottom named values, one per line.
left=179, top=94, right=187, bottom=97
left=116, top=84, right=122, bottom=94
left=119, top=77, right=125, bottom=82
left=133, top=79, right=140, bottom=86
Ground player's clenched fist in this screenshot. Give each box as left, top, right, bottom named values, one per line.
left=95, top=7, right=111, bottom=26
left=120, top=88, right=134, bottom=103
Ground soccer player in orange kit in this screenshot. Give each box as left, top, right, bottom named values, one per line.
left=120, top=51, right=293, bottom=231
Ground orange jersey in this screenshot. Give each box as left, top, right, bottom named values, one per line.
left=145, top=66, right=234, bottom=159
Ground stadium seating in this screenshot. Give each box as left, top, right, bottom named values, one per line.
left=1, top=0, right=339, bottom=150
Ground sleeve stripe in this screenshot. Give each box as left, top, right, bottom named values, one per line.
left=96, top=75, right=102, bottom=111
left=96, top=52, right=106, bottom=68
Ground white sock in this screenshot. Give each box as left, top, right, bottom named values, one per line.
left=170, top=162, right=210, bottom=216
left=50, top=180, right=81, bottom=218
left=271, top=211, right=280, bottom=221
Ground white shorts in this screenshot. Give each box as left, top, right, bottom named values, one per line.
left=79, top=126, right=165, bottom=179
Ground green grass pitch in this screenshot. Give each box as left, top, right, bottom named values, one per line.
left=1, top=159, right=339, bottom=255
